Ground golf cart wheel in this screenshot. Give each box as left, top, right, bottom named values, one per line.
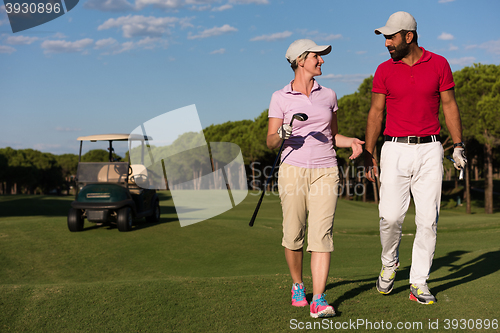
left=117, top=207, right=133, bottom=232
left=68, top=208, right=84, bottom=232
left=146, top=200, right=161, bottom=223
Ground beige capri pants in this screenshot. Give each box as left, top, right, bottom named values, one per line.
left=278, top=163, right=340, bottom=253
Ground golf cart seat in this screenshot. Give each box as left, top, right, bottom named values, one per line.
left=97, top=163, right=129, bottom=183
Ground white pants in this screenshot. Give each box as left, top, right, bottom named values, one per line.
left=379, top=141, right=443, bottom=285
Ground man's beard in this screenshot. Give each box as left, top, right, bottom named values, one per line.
left=388, top=40, right=410, bottom=61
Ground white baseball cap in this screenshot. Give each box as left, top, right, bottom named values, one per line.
left=285, top=39, right=332, bottom=63
left=375, top=11, right=417, bottom=35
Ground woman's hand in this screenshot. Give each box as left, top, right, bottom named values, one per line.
left=348, top=138, right=365, bottom=160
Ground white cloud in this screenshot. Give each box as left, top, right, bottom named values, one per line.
left=448, top=44, right=458, bottom=51
left=317, top=34, right=342, bottom=41
left=210, top=48, right=225, bottom=54
left=137, top=36, right=167, bottom=49
left=297, top=30, right=342, bottom=42
left=466, top=39, right=500, bottom=55
left=135, top=0, right=222, bottom=11
left=117, top=41, right=136, bottom=53
left=135, top=0, right=184, bottom=10
left=478, top=39, right=500, bottom=55
left=41, top=38, right=94, bottom=54
left=438, top=0, right=455, bottom=3
left=250, top=31, right=292, bottom=42
left=5, top=36, right=39, bottom=45
left=438, top=32, right=454, bottom=40
left=355, top=51, right=367, bottom=55
left=98, top=15, right=182, bottom=38
left=321, top=73, right=370, bottom=84
left=52, top=32, right=68, bottom=39
left=95, top=38, right=118, bottom=49
left=448, top=57, right=476, bottom=66
left=84, top=0, right=135, bottom=12
left=84, top=0, right=266, bottom=12
left=0, top=45, right=16, bottom=54
left=189, top=4, right=211, bottom=11
left=212, top=4, right=232, bottom=11
left=107, top=38, right=168, bottom=54
left=188, top=24, right=237, bottom=39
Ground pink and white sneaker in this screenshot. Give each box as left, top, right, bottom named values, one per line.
left=291, top=283, right=308, bottom=307
left=310, top=294, right=335, bottom=318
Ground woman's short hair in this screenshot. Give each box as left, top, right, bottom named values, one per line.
left=289, top=51, right=310, bottom=71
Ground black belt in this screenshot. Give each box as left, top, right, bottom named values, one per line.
left=384, top=135, right=440, bottom=144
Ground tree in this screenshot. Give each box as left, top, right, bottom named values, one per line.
left=337, top=76, right=381, bottom=202
left=0, top=148, right=63, bottom=194
left=56, top=154, right=79, bottom=178
left=454, top=64, right=500, bottom=214
left=0, top=152, right=8, bottom=194
left=82, top=149, right=122, bottom=162
left=55, top=153, right=79, bottom=194
left=204, top=112, right=275, bottom=190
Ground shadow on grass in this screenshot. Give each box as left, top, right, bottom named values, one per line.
left=378, top=250, right=500, bottom=299
left=315, top=276, right=378, bottom=317
left=322, top=250, right=500, bottom=314
left=0, top=193, right=179, bottom=231
left=430, top=250, right=500, bottom=295
left=0, top=196, right=73, bottom=217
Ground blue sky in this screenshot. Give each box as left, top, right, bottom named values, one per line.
left=1, top=0, right=499, bottom=155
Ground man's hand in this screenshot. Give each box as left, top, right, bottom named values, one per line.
left=452, top=147, right=467, bottom=170
left=364, top=150, right=379, bottom=183
left=277, top=124, right=292, bottom=140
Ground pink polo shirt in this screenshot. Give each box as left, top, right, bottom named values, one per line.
left=372, top=47, right=455, bottom=137
left=268, top=79, right=338, bottom=168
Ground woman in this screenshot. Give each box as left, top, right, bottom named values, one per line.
left=267, top=39, right=364, bottom=318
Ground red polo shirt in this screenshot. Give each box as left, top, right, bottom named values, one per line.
left=372, top=47, right=455, bottom=137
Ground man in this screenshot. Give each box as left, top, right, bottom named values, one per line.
left=364, top=11, right=467, bottom=305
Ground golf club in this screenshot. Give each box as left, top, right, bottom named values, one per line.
left=249, top=113, right=308, bottom=227
left=446, top=155, right=464, bottom=180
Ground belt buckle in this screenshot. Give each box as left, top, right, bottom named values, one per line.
left=407, top=136, right=418, bottom=144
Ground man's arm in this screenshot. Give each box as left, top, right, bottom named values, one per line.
left=441, top=88, right=463, bottom=144
left=364, top=92, right=386, bottom=182
left=441, top=88, right=466, bottom=171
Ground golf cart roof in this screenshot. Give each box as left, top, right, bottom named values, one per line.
left=77, top=134, right=152, bottom=142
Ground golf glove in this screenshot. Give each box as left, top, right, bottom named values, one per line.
left=277, top=124, right=292, bottom=140
left=452, top=147, right=467, bottom=170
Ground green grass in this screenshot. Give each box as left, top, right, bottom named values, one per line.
left=1, top=193, right=499, bottom=332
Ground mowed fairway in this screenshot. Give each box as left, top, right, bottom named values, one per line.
left=1, top=192, right=499, bottom=332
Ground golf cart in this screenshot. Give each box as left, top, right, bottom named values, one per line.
left=67, top=134, right=160, bottom=232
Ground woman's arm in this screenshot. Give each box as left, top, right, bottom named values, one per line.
left=267, top=117, right=284, bottom=150
left=331, top=112, right=364, bottom=160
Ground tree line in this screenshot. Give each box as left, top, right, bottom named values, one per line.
left=1, top=64, right=498, bottom=213
left=0, top=148, right=120, bottom=195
